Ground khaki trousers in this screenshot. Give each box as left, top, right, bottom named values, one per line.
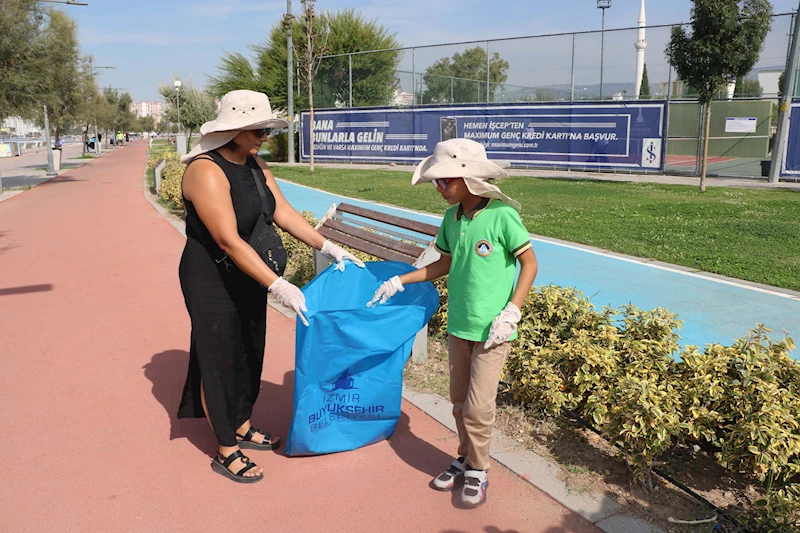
left=448, top=334, right=511, bottom=471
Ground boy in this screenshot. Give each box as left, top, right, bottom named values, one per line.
left=367, top=138, right=538, bottom=507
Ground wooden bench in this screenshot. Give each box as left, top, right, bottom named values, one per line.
left=313, top=202, right=441, bottom=362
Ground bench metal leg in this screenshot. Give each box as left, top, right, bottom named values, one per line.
left=411, top=325, right=428, bottom=363
left=313, top=249, right=329, bottom=276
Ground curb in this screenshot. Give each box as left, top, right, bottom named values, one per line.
left=141, top=161, right=665, bottom=533
left=401, top=389, right=665, bottom=533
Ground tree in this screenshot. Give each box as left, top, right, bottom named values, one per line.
left=37, top=9, right=83, bottom=146
left=640, top=64, right=651, bottom=99
left=666, top=0, right=772, bottom=192
left=136, top=115, right=156, bottom=134
left=73, top=58, right=102, bottom=154
left=207, top=51, right=264, bottom=96
left=208, top=9, right=400, bottom=110
left=158, top=80, right=215, bottom=141
left=0, top=0, right=46, bottom=122
left=421, top=47, right=509, bottom=104
left=114, top=91, right=136, bottom=133
left=296, top=0, right=329, bottom=172
left=315, top=9, right=400, bottom=107
left=733, top=77, right=763, bottom=97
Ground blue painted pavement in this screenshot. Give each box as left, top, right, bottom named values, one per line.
left=276, top=179, right=800, bottom=354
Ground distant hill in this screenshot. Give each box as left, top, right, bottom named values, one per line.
left=502, top=81, right=647, bottom=101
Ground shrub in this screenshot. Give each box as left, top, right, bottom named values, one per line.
left=743, top=483, right=800, bottom=532
left=266, top=130, right=300, bottom=162
left=679, top=326, right=800, bottom=483
left=506, top=290, right=688, bottom=486
left=428, top=278, right=448, bottom=336
left=590, top=306, right=686, bottom=488
left=506, top=285, right=615, bottom=415
left=157, top=150, right=186, bottom=210
left=276, top=211, right=319, bottom=287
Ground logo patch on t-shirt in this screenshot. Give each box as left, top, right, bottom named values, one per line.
left=475, top=240, right=493, bottom=257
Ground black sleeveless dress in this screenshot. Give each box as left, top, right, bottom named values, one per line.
left=177, top=150, right=277, bottom=447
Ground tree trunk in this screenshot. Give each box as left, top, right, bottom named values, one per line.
left=700, top=102, right=712, bottom=193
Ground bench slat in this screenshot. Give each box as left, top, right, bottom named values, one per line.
left=324, top=219, right=426, bottom=258
left=318, top=227, right=416, bottom=264
left=336, top=214, right=431, bottom=246
left=337, top=203, right=439, bottom=237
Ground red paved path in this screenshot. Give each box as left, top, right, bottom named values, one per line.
left=0, top=142, right=600, bottom=533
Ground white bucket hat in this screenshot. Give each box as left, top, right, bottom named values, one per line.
left=411, top=138, right=520, bottom=211
left=181, top=90, right=289, bottom=163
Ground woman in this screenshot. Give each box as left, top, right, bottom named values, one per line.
left=177, top=90, right=363, bottom=483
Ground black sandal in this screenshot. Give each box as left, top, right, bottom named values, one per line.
left=211, top=450, right=263, bottom=484
left=236, top=427, right=281, bottom=451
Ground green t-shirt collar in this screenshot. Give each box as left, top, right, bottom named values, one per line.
left=455, top=197, right=493, bottom=221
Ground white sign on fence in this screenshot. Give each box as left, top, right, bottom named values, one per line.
left=725, top=117, right=757, bottom=133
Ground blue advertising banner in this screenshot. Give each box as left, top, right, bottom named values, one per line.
left=300, top=102, right=666, bottom=171
left=781, top=100, right=800, bottom=176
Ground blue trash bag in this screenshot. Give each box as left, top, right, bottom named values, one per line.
left=284, top=261, right=440, bottom=456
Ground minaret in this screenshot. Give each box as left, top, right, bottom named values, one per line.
left=634, top=0, right=647, bottom=99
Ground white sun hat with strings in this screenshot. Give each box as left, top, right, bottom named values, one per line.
left=411, top=138, right=519, bottom=211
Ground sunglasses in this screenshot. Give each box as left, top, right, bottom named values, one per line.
left=250, top=127, right=270, bottom=138
left=431, top=178, right=457, bottom=190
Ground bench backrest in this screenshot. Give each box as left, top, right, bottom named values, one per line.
left=316, top=202, right=439, bottom=265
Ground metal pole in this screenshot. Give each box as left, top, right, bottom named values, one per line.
left=600, top=8, right=605, bottom=101
left=176, top=90, right=181, bottom=133
left=451, top=77, right=454, bottom=103
left=667, top=64, right=673, bottom=101
left=486, top=41, right=491, bottom=104
left=43, top=103, right=55, bottom=176
left=770, top=8, right=800, bottom=183
left=570, top=33, right=576, bottom=102
left=349, top=54, right=353, bottom=107
left=412, top=48, right=416, bottom=106
left=287, top=0, right=295, bottom=163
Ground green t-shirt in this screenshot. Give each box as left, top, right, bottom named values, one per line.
left=435, top=199, right=532, bottom=342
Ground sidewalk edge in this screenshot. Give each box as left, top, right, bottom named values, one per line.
left=401, top=388, right=666, bottom=533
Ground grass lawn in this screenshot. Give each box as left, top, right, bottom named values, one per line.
left=271, top=167, right=800, bottom=291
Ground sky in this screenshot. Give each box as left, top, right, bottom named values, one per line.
left=56, top=0, right=800, bottom=102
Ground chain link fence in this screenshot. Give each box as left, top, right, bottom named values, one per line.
left=313, top=12, right=797, bottom=178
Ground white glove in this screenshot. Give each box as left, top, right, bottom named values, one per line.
left=320, top=240, right=365, bottom=271
left=366, top=275, right=404, bottom=307
left=484, top=302, right=522, bottom=349
left=268, top=277, right=309, bottom=326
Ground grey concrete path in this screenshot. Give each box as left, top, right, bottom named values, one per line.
left=0, top=142, right=95, bottom=192
left=271, top=161, right=800, bottom=191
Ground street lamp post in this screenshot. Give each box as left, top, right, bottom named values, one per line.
left=173, top=79, right=182, bottom=133
left=286, top=0, right=294, bottom=164
left=597, top=0, right=611, bottom=101
left=87, top=59, right=115, bottom=155
left=173, top=79, right=186, bottom=156
left=43, top=103, right=56, bottom=176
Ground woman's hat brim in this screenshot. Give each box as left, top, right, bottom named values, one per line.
left=200, top=117, right=289, bottom=136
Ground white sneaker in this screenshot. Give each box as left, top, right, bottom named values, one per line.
left=461, top=469, right=488, bottom=507
left=431, top=456, right=466, bottom=491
